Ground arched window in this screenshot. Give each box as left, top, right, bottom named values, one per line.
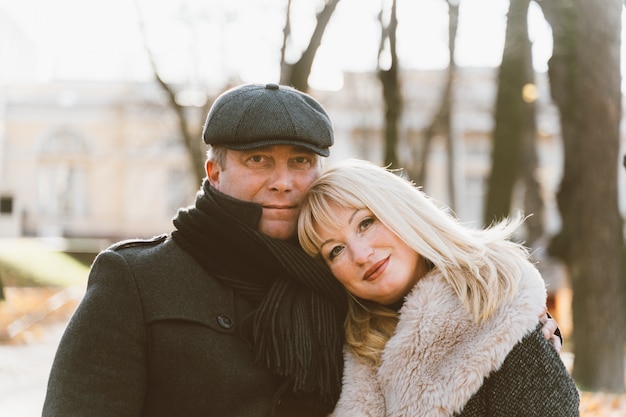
left=36, top=129, right=89, bottom=223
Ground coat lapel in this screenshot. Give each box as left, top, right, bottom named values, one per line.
left=377, top=263, right=546, bottom=417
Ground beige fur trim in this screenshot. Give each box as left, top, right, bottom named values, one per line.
left=330, top=350, right=385, bottom=416
left=332, top=261, right=546, bottom=417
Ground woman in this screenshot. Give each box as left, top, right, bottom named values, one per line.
left=298, top=159, right=579, bottom=417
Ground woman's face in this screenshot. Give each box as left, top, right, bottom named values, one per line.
left=316, top=204, right=425, bottom=305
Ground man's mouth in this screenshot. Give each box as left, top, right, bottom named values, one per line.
left=263, top=205, right=296, bottom=209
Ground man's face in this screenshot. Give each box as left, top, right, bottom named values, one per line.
left=207, top=145, right=322, bottom=240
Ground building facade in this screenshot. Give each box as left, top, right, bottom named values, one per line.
left=0, top=81, right=198, bottom=241
left=0, top=70, right=623, bottom=246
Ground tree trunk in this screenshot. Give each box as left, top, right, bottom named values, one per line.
left=521, top=113, right=544, bottom=246
left=443, top=1, right=459, bottom=212
left=136, top=4, right=207, bottom=185
left=279, top=0, right=293, bottom=81
left=377, top=0, right=402, bottom=168
left=151, top=72, right=207, bottom=185
left=408, top=1, right=459, bottom=210
left=483, top=0, right=534, bottom=226
left=541, top=0, right=625, bottom=391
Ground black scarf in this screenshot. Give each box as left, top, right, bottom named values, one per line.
left=171, top=180, right=347, bottom=409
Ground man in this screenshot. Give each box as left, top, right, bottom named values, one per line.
left=43, top=83, right=560, bottom=417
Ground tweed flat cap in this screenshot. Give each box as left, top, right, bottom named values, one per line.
left=202, top=83, right=333, bottom=157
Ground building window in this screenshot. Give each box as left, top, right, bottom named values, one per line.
left=37, top=130, right=89, bottom=221
left=37, top=164, right=87, bottom=218
left=0, top=196, right=13, bottom=215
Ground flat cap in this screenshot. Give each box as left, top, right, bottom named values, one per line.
left=202, top=83, right=333, bottom=157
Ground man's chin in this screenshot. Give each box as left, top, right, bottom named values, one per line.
left=259, top=220, right=297, bottom=241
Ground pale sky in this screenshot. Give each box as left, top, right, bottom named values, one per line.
left=1, top=0, right=554, bottom=90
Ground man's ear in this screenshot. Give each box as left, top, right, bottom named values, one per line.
left=206, top=160, right=220, bottom=188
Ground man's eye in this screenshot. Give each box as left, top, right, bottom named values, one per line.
left=245, top=155, right=271, bottom=167
left=291, top=156, right=313, bottom=168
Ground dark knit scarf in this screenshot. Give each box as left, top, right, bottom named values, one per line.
left=171, top=180, right=347, bottom=410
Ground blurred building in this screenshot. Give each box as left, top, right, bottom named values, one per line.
left=0, top=69, right=623, bottom=246
left=0, top=81, right=198, bottom=241
left=320, top=68, right=566, bottom=230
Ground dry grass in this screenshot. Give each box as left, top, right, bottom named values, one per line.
left=0, top=287, right=81, bottom=344
left=579, top=392, right=626, bottom=416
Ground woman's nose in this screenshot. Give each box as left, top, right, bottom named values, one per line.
left=352, top=241, right=373, bottom=265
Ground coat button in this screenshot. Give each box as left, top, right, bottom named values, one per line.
left=217, top=315, right=233, bottom=329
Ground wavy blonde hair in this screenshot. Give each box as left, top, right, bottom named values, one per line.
left=298, top=159, right=531, bottom=365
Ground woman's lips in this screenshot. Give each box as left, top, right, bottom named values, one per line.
left=363, top=257, right=389, bottom=281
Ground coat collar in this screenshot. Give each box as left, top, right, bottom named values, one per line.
left=379, top=262, right=546, bottom=416
left=335, top=261, right=547, bottom=417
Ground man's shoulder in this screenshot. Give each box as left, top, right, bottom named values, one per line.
left=103, top=234, right=185, bottom=263
left=94, top=234, right=201, bottom=281
left=93, top=234, right=241, bottom=331
left=108, top=233, right=169, bottom=252
left=102, top=234, right=201, bottom=274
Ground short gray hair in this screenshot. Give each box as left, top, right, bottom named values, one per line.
left=206, top=145, right=228, bottom=169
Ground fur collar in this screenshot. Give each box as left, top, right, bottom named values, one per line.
left=332, top=261, right=546, bottom=417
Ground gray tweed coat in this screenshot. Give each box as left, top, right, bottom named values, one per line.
left=42, top=235, right=327, bottom=417
left=330, top=261, right=580, bottom=417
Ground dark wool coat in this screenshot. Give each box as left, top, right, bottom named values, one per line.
left=330, top=261, right=580, bottom=417
left=42, top=235, right=328, bottom=417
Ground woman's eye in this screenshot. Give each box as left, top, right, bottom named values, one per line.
left=328, top=246, right=343, bottom=260
left=359, top=217, right=374, bottom=230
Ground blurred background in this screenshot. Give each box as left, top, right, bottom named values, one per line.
left=0, top=0, right=625, bottom=415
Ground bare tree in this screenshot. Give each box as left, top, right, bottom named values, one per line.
left=407, top=0, right=459, bottom=209
left=134, top=0, right=209, bottom=185
left=279, top=0, right=294, bottom=80
left=143, top=60, right=208, bottom=184
left=520, top=110, right=544, bottom=245
left=135, top=0, right=343, bottom=185
left=280, top=0, right=342, bottom=92
left=483, top=0, right=539, bottom=231
left=540, top=0, right=625, bottom=391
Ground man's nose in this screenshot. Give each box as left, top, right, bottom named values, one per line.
left=268, top=164, right=293, bottom=191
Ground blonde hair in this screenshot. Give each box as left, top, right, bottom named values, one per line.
left=298, top=159, right=530, bottom=365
